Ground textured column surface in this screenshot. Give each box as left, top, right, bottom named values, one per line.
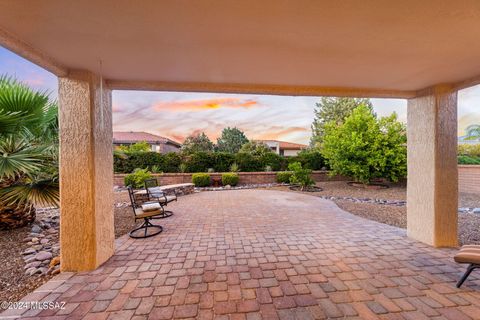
left=58, top=71, right=114, bottom=271
left=407, top=86, right=458, bottom=247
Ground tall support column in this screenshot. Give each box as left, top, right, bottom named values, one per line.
left=58, top=71, right=114, bottom=271
left=407, top=85, right=458, bottom=247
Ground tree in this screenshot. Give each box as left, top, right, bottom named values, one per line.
left=216, top=127, right=249, bottom=153
left=0, top=75, right=59, bottom=230
left=239, top=141, right=273, bottom=157
left=321, top=105, right=406, bottom=184
left=310, top=97, right=373, bottom=148
left=181, top=132, right=214, bottom=153
left=117, top=141, right=151, bottom=153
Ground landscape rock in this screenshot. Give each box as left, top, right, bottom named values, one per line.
left=22, top=248, right=37, bottom=255
left=35, top=251, right=52, bottom=261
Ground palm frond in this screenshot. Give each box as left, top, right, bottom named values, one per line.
left=0, top=178, right=59, bottom=207
left=0, top=75, right=52, bottom=136
left=0, top=136, right=49, bottom=179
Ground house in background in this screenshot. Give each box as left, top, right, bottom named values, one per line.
left=458, top=125, right=480, bottom=145
left=256, top=140, right=307, bottom=156
left=113, top=131, right=181, bottom=153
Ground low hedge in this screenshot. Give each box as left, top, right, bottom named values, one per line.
left=222, top=173, right=239, bottom=186
left=276, top=171, right=293, bottom=183
left=458, top=155, right=480, bottom=165
left=114, top=149, right=327, bottom=173
left=192, top=173, right=211, bottom=187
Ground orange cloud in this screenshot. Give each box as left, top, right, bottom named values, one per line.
left=152, top=98, right=258, bottom=112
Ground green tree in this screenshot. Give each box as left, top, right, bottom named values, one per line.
left=310, top=97, right=373, bottom=148
left=181, top=132, right=214, bottom=153
left=0, top=75, right=59, bottom=230
left=239, top=141, right=273, bottom=157
left=321, top=105, right=406, bottom=184
left=117, top=141, right=151, bottom=153
left=216, top=127, right=249, bottom=153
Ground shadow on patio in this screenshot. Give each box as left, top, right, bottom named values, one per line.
left=2, top=189, right=480, bottom=319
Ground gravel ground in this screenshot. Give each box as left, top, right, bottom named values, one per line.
left=293, top=181, right=480, bottom=245
left=0, top=192, right=135, bottom=303
left=0, top=225, right=50, bottom=303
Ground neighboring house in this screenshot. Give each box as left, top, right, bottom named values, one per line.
left=256, top=140, right=307, bottom=156
left=113, top=131, right=181, bottom=153
left=458, top=125, right=480, bottom=145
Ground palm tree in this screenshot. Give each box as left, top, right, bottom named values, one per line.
left=0, top=75, right=59, bottom=230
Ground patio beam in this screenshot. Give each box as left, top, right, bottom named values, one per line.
left=58, top=70, right=114, bottom=271
left=106, top=80, right=417, bottom=99
left=407, top=85, right=458, bottom=247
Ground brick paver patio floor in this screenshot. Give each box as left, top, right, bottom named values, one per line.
left=2, top=189, right=480, bottom=320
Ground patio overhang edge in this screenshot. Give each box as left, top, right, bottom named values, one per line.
left=0, top=27, right=68, bottom=77
left=106, top=80, right=417, bottom=99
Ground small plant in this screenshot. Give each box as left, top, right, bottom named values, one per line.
left=222, top=173, right=239, bottom=186
left=179, top=163, right=187, bottom=173
left=207, top=168, right=215, bottom=173
left=124, top=168, right=153, bottom=189
left=192, top=173, right=211, bottom=187
left=230, top=162, right=240, bottom=172
left=150, top=165, right=162, bottom=174
left=288, top=162, right=315, bottom=191
left=276, top=171, right=293, bottom=184
left=265, top=165, right=272, bottom=172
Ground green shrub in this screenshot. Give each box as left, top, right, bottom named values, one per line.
left=458, top=144, right=480, bottom=157
left=288, top=149, right=326, bottom=170
left=213, top=152, right=236, bottom=172
left=235, top=152, right=263, bottom=172
left=222, top=173, right=239, bottom=186
left=322, top=105, right=407, bottom=184
left=183, top=152, right=215, bottom=173
left=192, top=173, right=211, bottom=187
left=288, top=162, right=315, bottom=190
left=458, top=155, right=480, bottom=165
left=124, top=168, right=153, bottom=189
left=260, top=152, right=285, bottom=171
left=276, top=171, right=293, bottom=183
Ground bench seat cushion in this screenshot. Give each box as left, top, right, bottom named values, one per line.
left=454, top=245, right=480, bottom=264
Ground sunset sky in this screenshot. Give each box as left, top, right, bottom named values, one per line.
left=1, top=46, right=479, bottom=145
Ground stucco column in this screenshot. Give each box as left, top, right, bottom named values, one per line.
left=407, top=85, right=458, bottom=247
left=58, top=71, right=114, bottom=271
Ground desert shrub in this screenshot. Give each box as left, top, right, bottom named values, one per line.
left=124, top=168, right=152, bottom=189
left=192, top=173, right=211, bottom=187
left=230, top=162, right=240, bottom=172
left=221, top=173, right=239, bottom=186
left=207, top=168, right=215, bottom=173
left=265, top=165, right=272, bottom=172
left=458, top=144, right=480, bottom=157
left=458, top=155, right=480, bottom=165
left=288, top=162, right=315, bottom=190
left=213, top=152, right=236, bottom=172
left=322, top=105, right=407, bottom=184
left=276, top=171, right=293, bottom=183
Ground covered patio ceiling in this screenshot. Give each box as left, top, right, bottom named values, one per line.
left=1, top=0, right=480, bottom=97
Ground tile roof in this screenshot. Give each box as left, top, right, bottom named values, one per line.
left=113, top=131, right=181, bottom=147
left=256, top=140, right=308, bottom=150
